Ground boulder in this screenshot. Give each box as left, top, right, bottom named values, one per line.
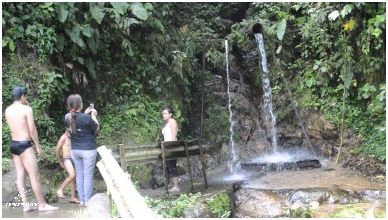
left=234, top=189, right=287, bottom=217
left=86, top=193, right=111, bottom=218
left=183, top=201, right=215, bottom=218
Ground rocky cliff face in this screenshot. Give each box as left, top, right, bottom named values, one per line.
left=199, top=65, right=385, bottom=179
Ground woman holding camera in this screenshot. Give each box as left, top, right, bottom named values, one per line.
left=65, top=94, right=99, bottom=206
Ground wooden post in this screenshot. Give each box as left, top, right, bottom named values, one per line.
left=199, top=140, right=208, bottom=189
left=161, top=142, right=168, bottom=195
left=107, top=189, right=113, bottom=217
left=184, top=141, right=194, bottom=193
left=119, top=144, right=126, bottom=170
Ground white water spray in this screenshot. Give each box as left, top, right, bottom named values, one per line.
left=225, top=40, right=240, bottom=173
left=254, top=33, right=278, bottom=152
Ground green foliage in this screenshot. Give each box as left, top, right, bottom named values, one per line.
left=126, top=163, right=153, bottom=189
left=290, top=207, right=312, bottom=218
left=2, top=2, right=385, bottom=167
left=2, top=54, right=70, bottom=163
left=2, top=3, right=57, bottom=59
left=146, top=193, right=201, bottom=218
left=2, top=122, right=11, bottom=158
left=2, top=158, right=12, bottom=174
left=111, top=201, right=120, bottom=218
left=97, top=95, right=182, bottom=145
left=203, top=104, right=230, bottom=145
left=206, top=192, right=232, bottom=218
left=273, top=2, right=386, bottom=161
left=328, top=205, right=367, bottom=218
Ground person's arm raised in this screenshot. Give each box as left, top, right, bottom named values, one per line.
left=26, top=107, right=43, bottom=156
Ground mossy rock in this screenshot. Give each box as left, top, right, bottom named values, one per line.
left=290, top=207, right=312, bottom=218
left=312, top=203, right=385, bottom=218
left=329, top=206, right=366, bottom=218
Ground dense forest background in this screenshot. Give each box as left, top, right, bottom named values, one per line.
left=2, top=2, right=385, bottom=169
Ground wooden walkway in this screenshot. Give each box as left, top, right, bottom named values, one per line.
left=96, top=145, right=159, bottom=218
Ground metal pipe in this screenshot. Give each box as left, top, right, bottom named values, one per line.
left=246, top=23, right=263, bottom=38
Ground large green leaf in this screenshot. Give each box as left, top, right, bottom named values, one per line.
left=81, top=25, right=93, bottom=38
left=87, top=34, right=98, bottom=55
left=56, top=4, right=69, bottom=23
left=89, top=3, right=105, bottom=24
left=8, top=39, right=15, bottom=52
left=56, top=34, right=65, bottom=52
left=86, top=58, right=96, bottom=79
left=2, top=38, right=8, bottom=47
left=131, top=3, right=148, bottom=21
left=340, top=4, right=354, bottom=18
left=111, top=2, right=129, bottom=14
left=277, top=19, right=287, bottom=41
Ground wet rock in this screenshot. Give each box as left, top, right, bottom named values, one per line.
left=328, top=188, right=362, bottom=204
left=86, top=193, right=111, bottom=218
left=204, top=153, right=220, bottom=171
left=310, top=201, right=320, bottom=209
left=2, top=162, right=50, bottom=203
left=234, top=189, right=287, bottom=217
left=241, top=159, right=321, bottom=172
left=151, top=163, right=165, bottom=188
left=359, top=189, right=386, bottom=202
left=2, top=165, right=18, bottom=203
left=183, top=201, right=215, bottom=218
left=288, top=188, right=331, bottom=205
left=342, top=154, right=385, bottom=177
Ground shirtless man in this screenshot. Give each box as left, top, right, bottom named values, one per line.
left=5, top=86, right=58, bottom=212
left=55, top=131, right=79, bottom=203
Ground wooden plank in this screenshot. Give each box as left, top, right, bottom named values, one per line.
left=97, top=146, right=158, bottom=218
left=162, top=141, right=186, bottom=148
left=122, top=145, right=201, bottom=161
left=96, top=160, right=132, bottom=218
left=121, top=143, right=160, bottom=150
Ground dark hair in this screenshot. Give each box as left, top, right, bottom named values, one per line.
left=162, top=107, right=174, bottom=115
left=12, top=86, right=27, bottom=101
left=67, top=94, right=83, bottom=134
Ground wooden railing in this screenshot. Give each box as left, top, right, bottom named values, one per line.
left=96, top=145, right=159, bottom=218
left=119, top=139, right=208, bottom=194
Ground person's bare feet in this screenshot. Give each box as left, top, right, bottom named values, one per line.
left=23, top=205, right=38, bottom=212
left=38, top=204, right=58, bottom=211
left=56, top=189, right=66, bottom=198
left=70, top=198, right=80, bottom=204
left=168, top=187, right=180, bottom=193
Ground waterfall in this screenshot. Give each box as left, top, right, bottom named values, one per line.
left=254, top=33, right=278, bottom=152
left=225, top=40, right=240, bottom=173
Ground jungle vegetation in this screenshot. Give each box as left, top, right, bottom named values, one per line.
left=2, top=2, right=386, bottom=168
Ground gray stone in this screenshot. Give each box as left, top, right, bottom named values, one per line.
left=234, top=189, right=287, bottom=218
left=183, top=201, right=215, bottom=218
left=288, top=188, right=331, bottom=205
left=86, top=193, right=111, bottom=218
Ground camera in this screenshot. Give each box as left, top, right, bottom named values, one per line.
left=90, top=103, right=94, bottom=109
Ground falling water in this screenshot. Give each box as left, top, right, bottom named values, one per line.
left=225, top=40, right=240, bottom=173
left=254, top=33, right=278, bottom=152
